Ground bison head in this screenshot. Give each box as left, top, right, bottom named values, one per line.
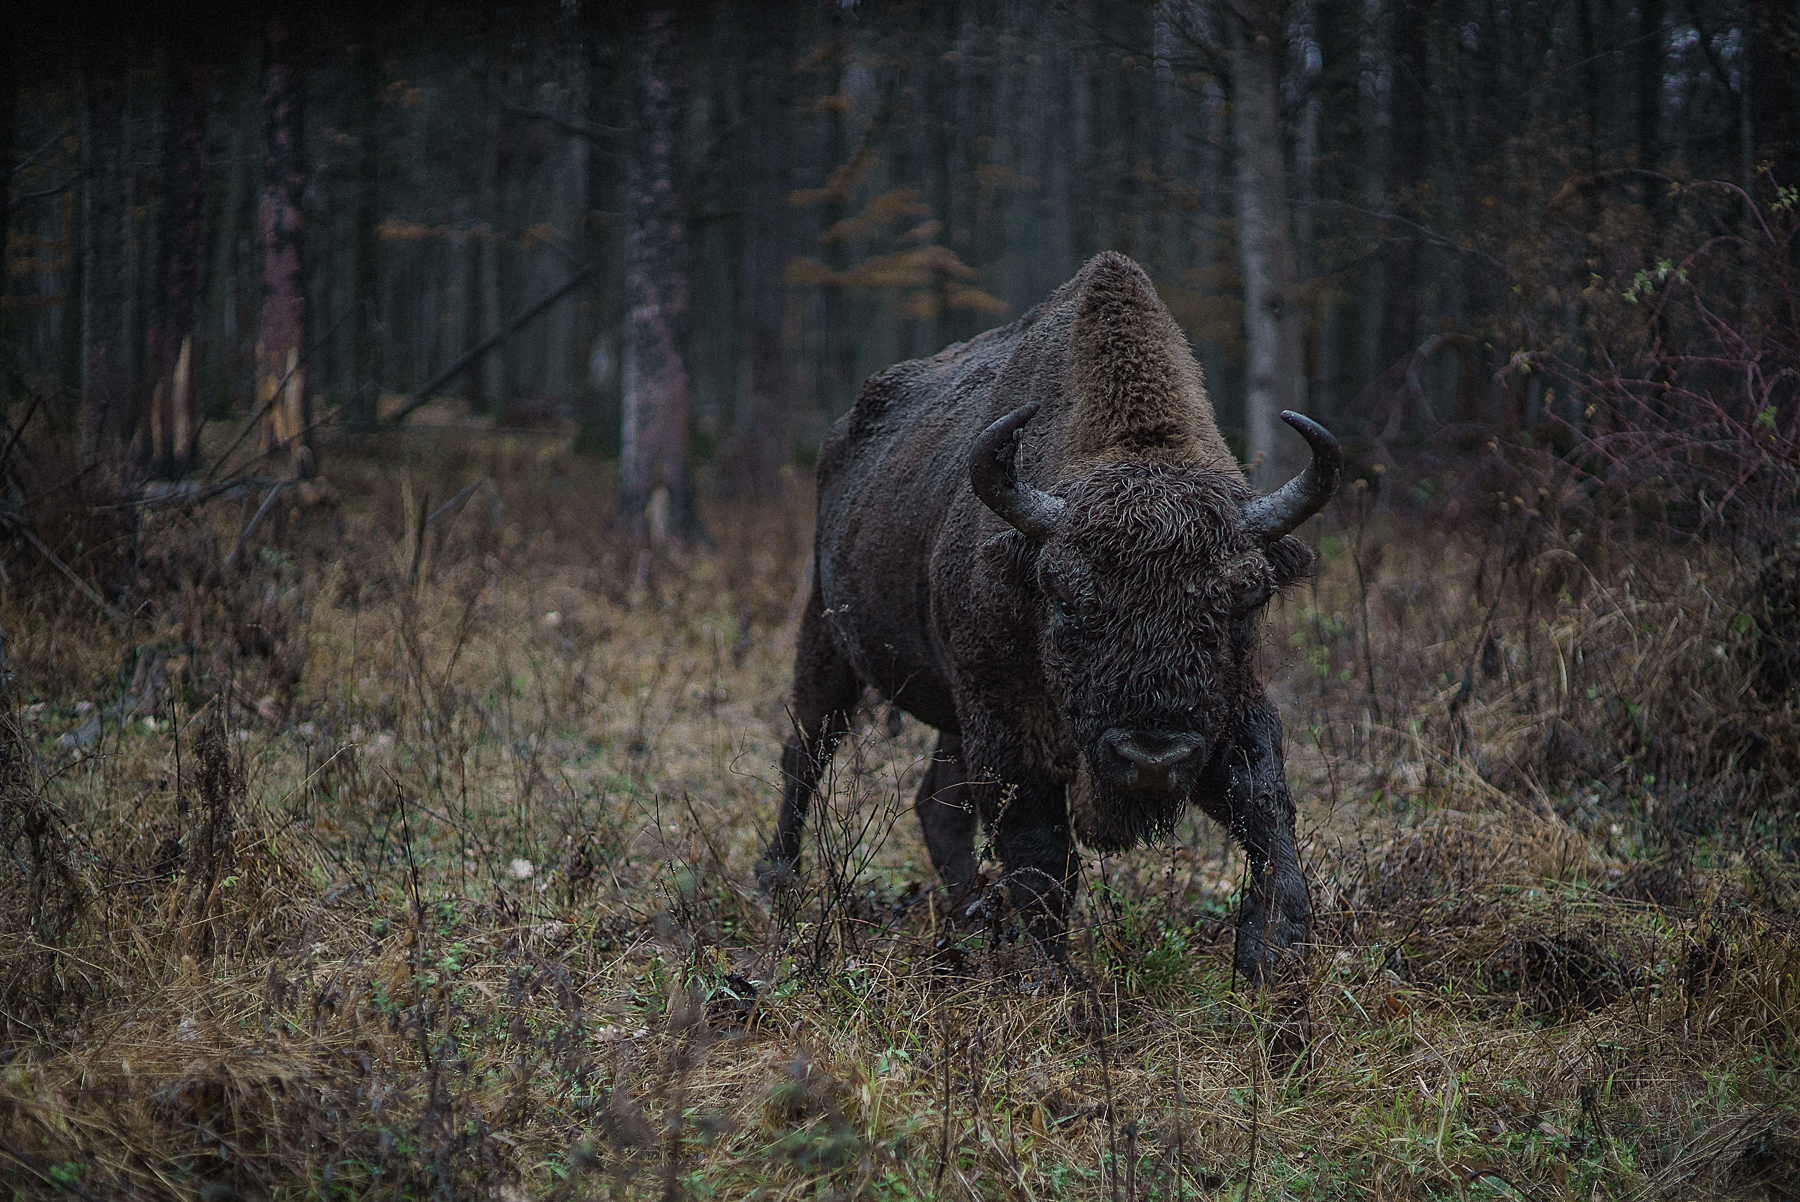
left=971, top=404, right=1341, bottom=846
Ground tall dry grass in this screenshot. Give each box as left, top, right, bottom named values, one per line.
left=0, top=423, right=1793, bottom=1200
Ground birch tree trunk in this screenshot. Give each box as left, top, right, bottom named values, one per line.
left=621, top=6, right=702, bottom=543
left=258, top=13, right=314, bottom=477
left=148, top=55, right=206, bottom=476
left=81, top=34, right=130, bottom=465
left=1229, top=6, right=1305, bottom=487
left=727, top=7, right=794, bottom=496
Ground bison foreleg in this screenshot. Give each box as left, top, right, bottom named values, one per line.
left=915, top=732, right=979, bottom=904
left=1199, top=699, right=1311, bottom=982
left=973, top=773, right=1078, bottom=973
left=759, top=582, right=861, bottom=891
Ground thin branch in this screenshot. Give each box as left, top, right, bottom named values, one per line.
left=7, top=128, right=68, bottom=178
left=0, top=1137, right=106, bottom=1202
left=9, top=174, right=86, bottom=204
left=503, top=103, right=624, bottom=141
left=223, top=483, right=291, bottom=571
left=0, top=395, right=44, bottom=470
left=425, top=478, right=499, bottom=530
left=485, top=84, right=623, bottom=142
left=386, top=264, right=597, bottom=427
left=202, top=302, right=357, bottom=483
left=1298, top=198, right=1512, bottom=276
left=10, top=522, right=124, bottom=621
left=88, top=476, right=287, bottom=514
left=1515, top=26, right=1669, bottom=100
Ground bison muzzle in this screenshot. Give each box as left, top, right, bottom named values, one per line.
left=761, top=252, right=1340, bottom=982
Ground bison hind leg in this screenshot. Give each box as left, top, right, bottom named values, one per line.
left=915, top=732, right=978, bottom=905
left=758, top=580, right=861, bottom=892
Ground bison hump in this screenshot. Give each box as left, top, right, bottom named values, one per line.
left=1063, top=252, right=1226, bottom=469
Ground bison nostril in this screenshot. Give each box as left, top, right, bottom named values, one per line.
left=1104, top=730, right=1201, bottom=772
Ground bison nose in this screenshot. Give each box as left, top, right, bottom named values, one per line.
left=1103, top=729, right=1203, bottom=787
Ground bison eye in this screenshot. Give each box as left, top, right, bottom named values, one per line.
left=1045, top=583, right=1084, bottom=631
left=1233, top=585, right=1272, bottom=616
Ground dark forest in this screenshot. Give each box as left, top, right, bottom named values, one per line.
left=1, top=2, right=1798, bottom=1198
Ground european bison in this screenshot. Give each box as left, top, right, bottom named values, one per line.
left=762, top=252, right=1340, bottom=980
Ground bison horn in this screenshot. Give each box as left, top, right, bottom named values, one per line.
left=970, top=402, right=1066, bottom=543
left=1241, top=411, right=1343, bottom=543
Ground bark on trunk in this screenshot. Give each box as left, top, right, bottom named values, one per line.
left=1636, top=0, right=1664, bottom=170
left=477, top=107, right=504, bottom=413
left=1229, top=7, right=1305, bottom=487
left=148, top=54, right=207, bottom=477
left=727, top=7, right=794, bottom=496
left=81, top=34, right=131, bottom=464
left=1381, top=0, right=1429, bottom=379
left=1750, top=0, right=1800, bottom=189
left=621, top=6, right=702, bottom=543
left=347, top=18, right=382, bottom=429
left=258, top=13, right=314, bottom=477
left=0, top=47, right=16, bottom=356
left=1291, top=0, right=1325, bottom=421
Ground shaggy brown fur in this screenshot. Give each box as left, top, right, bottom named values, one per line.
left=762, top=253, right=1328, bottom=981
left=1065, top=258, right=1235, bottom=472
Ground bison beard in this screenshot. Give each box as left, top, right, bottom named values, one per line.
left=760, top=252, right=1339, bottom=983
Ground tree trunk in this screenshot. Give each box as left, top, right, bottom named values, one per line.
left=477, top=106, right=504, bottom=413
left=81, top=33, right=131, bottom=464
left=1750, top=0, right=1800, bottom=190
left=148, top=54, right=207, bottom=477
left=347, top=17, right=383, bottom=429
left=621, top=6, right=702, bottom=543
left=0, top=46, right=16, bottom=373
left=202, top=74, right=253, bottom=424
left=1381, top=0, right=1429, bottom=380
left=727, top=7, right=794, bottom=496
left=1291, top=0, right=1325, bottom=422
left=1636, top=0, right=1664, bottom=170
left=818, top=9, right=856, bottom=409
left=1229, top=6, right=1306, bottom=487
left=549, top=11, right=589, bottom=401
left=258, top=13, right=314, bottom=477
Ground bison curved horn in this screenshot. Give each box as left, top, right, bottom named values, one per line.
left=970, top=402, right=1066, bottom=543
left=1241, top=411, right=1343, bottom=544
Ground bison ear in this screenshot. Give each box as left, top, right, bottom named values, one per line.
left=982, top=528, right=1040, bottom=596
left=1266, top=535, right=1316, bottom=590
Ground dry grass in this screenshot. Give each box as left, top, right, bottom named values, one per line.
left=0, top=430, right=1795, bottom=1200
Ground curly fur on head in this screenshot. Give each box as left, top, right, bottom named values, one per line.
left=1028, top=461, right=1314, bottom=851
left=1056, top=460, right=1251, bottom=565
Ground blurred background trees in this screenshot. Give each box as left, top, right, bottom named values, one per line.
left=0, top=0, right=1795, bottom=528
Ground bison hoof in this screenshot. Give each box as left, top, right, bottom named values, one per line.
left=1231, top=917, right=1310, bottom=984
left=1022, top=930, right=1091, bottom=992
left=754, top=855, right=798, bottom=895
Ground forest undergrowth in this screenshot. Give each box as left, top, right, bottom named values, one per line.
left=0, top=422, right=1794, bottom=1202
